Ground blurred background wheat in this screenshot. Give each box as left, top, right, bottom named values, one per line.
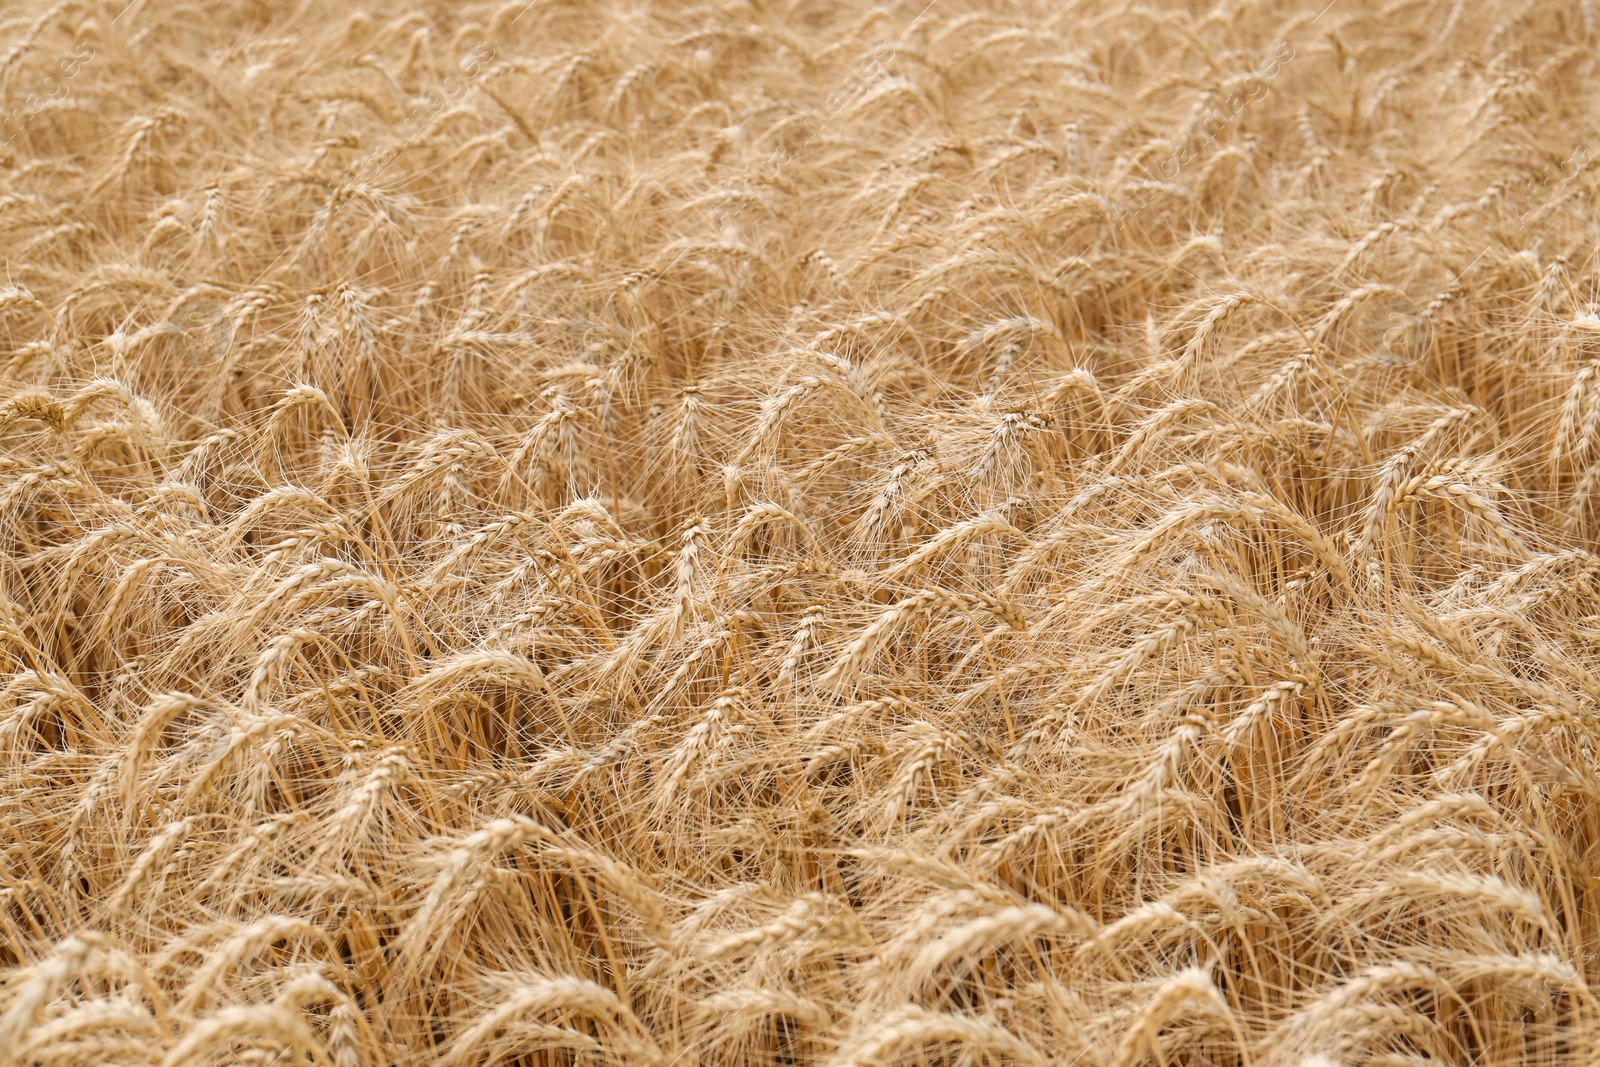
left=1, top=0, right=1599, bottom=1064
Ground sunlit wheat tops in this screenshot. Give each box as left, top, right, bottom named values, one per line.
left=1, top=0, right=1599, bottom=1064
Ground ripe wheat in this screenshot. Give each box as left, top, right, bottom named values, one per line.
left=1, top=0, right=1599, bottom=1064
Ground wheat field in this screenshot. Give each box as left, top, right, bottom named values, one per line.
left=0, top=0, right=1598, bottom=1064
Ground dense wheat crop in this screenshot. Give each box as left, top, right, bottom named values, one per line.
left=4, top=0, right=1600, bottom=1063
